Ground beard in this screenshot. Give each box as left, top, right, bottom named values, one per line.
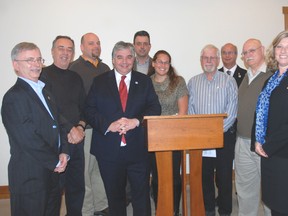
left=203, top=65, right=216, bottom=73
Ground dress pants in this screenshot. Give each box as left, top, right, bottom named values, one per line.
left=234, top=136, right=271, bottom=216
left=202, top=129, right=236, bottom=215
left=271, top=210, right=288, bottom=216
left=61, top=142, right=85, bottom=216
left=82, top=129, right=108, bottom=216
left=151, top=151, right=182, bottom=214
left=98, top=149, right=151, bottom=216
left=10, top=172, right=61, bottom=216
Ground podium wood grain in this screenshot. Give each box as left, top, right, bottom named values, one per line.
left=144, top=114, right=226, bottom=216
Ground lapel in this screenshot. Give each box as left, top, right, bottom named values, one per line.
left=17, top=78, right=55, bottom=120
left=42, top=88, right=57, bottom=120
left=126, top=71, right=141, bottom=113
left=107, top=70, right=141, bottom=113
left=108, top=70, right=123, bottom=111
left=233, top=66, right=240, bottom=80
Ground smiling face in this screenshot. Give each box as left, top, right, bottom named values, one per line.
left=13, top=49, right=43, bottom=82
left=201, top=47, right=220, bottom=74
left=81, top=33, right=101, bottom=60
left=152, top=53, right=170, bottom=78
left=242, top=39, right=264, bottom=71
left=52, top=38, right=74, bottom=70
left=275, top=37, right=288, bottom=70
left=221, top=43, right=237, bottom=69
left=112, top=48, right=134, bottom=75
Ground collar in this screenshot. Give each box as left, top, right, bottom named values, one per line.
left=19, top=76, right=45, bottom=90
left=224, top=64, right=237, bottom=74
left=136, top=56, right=150, bottom=65
left=114, top=70, right=132, bottom=80
left=247, top=63, right=267, bottom=80
left=81, top=55, right=99, bottom=67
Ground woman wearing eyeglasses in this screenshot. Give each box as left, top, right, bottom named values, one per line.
left=147, top=50, right=188, bottom=216
left=254, top=30, right=288, bottom=216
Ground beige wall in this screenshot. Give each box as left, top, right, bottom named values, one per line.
left=0, top=0, right=286, bottom=185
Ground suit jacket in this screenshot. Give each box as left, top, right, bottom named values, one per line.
left=261, top=75, right=288, bottom=158
left=85, top=70, right=161, bottom=162
left=255, top=74, right=288, bottom=213
left=1, top=78, right=69, bottom=194
left=219, top=65, right=247, bottom=87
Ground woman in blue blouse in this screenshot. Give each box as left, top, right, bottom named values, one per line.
left=255, top=30, right=288, bottom=216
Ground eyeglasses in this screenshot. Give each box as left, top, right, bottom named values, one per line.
left=221, top=51, right=236, bottom=56
left=15, top=57, right=45, bottom=65
left=155, top=60, right=170, bottom=66
left=241, top=46, right=262, bottom=56
left=201, top=56, right=218, bottom=62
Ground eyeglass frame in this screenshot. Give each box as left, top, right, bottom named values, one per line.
left=200, top=56, right=219, bottom=62
left=14, top=57, right=45, bottom=65
left=154, top=60, right=170, bottom=66
left=241, top=46, right=262, bottom=57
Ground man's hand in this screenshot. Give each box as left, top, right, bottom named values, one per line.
left=108, top=118, right=139, bottom=135
left=54, top=153, right=68, bottom=173
left=67, top=126, right=85, bottom=144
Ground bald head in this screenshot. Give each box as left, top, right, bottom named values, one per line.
left=221, top=43, right=238, bottom=69
left=242, top=39, right=265, bottom=72
left=80, top=32, right=101, bottom=60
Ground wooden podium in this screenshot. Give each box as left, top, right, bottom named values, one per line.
left=144, top=114, right=226, bottom=216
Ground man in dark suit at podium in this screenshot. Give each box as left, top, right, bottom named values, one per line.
left=85, top=41, right=161, bottom=216
left=219, top=43, right=247, bottom=87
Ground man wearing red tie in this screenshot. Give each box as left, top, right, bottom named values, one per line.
left=85, top=41, right=161, bottom=216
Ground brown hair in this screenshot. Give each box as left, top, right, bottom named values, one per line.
left=147, top=50, right=179, bottom=91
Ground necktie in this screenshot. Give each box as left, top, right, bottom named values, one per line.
left=227, top=70, right=231, bottom=75
left=119, top=76, right=127, bottom=145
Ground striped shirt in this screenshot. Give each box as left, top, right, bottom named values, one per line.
left=187, top=71, right=238, bottom=132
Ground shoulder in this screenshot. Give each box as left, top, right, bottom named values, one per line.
left=98, top=61, right=110, bottom=71
left=236, top=65, right=247, bottom=73
left=3, top=79, right=31, bottom=102
left=69, top=56, right=83, bottom=69
left=177, top=75, right=186, bottom=82
left=93, top=69, right=113, bottom=81
left=218, top=67, right=224, bottom=72
left=131, top=70, right=150, bottom=80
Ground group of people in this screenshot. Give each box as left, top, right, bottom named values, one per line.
left=2, top=29, right=288, bottom=216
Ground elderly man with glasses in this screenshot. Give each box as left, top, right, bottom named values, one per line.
left=234, top=38, right=273, bottom=216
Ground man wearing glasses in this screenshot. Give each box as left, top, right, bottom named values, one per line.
left=219, top=43, right=247, bottom=87
left=234, top=38, right=272, bottom=216
left=1, top=42, right=69, bottom=215
left=188, top=44, right=238, bottom=216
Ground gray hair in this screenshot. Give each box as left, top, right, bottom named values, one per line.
left=11, top=42, right=40, bottom=61
left=200, top=44, right=220, bottom=57
left=112, top=41, right=135, bottom=59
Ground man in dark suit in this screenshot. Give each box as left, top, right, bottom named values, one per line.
left=85, top=41, right=161, bottom=216
left=219, top=43, right=247, bottom=87
left=1, top=42, right=69, bottom=216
